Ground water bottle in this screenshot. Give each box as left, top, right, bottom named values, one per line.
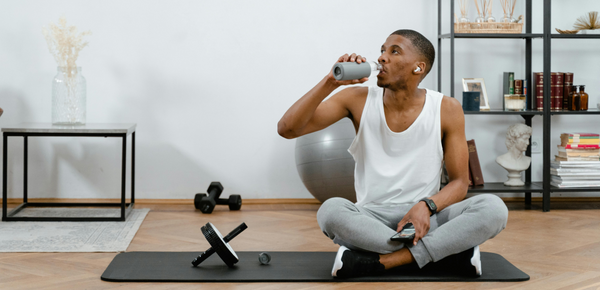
left=332, top=61, right=381, bottom=81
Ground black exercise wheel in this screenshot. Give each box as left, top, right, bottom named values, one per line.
left=201, top=222, right=239, bottom=267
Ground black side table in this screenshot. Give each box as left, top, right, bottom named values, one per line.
left=2, top=123, right=136, bottom=221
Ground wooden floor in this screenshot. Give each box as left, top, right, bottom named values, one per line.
left=1, top=201, right=600, bottom=289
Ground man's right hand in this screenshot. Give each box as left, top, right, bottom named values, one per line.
left=326, top=53, right=370, bottom=86
left=277, top=53, right=368, bottom=139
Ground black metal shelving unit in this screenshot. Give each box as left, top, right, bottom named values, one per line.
left=438, top=0, right=600, bottom=211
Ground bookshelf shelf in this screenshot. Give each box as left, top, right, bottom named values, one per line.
left=468, top=182, right=544, bottom=193
left=439, top=33, right=544, bottom=39
left=550, top=109, right=600, bottom=115
left=551, top=34, right=600, bottom=39
left=464, top=109, right=543, bottom=115
left=439, top=0, right=599, bottom=211
left=550, top=186, right=600, bottom=192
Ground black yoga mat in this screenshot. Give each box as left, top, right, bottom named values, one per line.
left=101, top=251, right=529, bottom=282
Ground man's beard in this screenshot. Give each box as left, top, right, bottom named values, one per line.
left=377, top=78, right=409, bottom=90
left=377, top=79, right=389, bottom=88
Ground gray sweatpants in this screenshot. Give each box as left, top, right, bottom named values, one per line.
left=317, top=194, right=508, bottom=268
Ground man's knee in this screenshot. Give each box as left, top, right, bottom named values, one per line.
left=476, top=194, right=509, bottom=235
left=317, top=197, right=354, bottom=238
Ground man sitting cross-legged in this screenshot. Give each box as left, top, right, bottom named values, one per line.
left=277, top=29, right=508, bottom=278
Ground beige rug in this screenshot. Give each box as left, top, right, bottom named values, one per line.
left=0, top=208, right=149, bottom=252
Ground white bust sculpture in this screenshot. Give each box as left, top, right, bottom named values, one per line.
left=496, top=123, right=532, bottom=186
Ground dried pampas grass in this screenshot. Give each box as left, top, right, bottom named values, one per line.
left=574, top=11, right=600, bottom=30
left=43, top=16, right=91, bottom=104
left=42, top=16, right=91, bottom=72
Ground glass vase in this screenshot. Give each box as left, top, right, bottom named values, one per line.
left=459, top=16, right=470, bottom=30
left=475, top=13, right=485, bottom=28
left=52, top=66, right=86, bottom=125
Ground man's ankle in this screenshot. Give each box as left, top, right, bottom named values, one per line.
left=379, top=247, right=416, bottom=270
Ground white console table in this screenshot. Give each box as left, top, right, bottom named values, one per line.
left=2, top=123, right=136, bottom=221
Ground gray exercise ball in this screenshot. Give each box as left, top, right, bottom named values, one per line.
left=295, top=118, right=357, bottom=203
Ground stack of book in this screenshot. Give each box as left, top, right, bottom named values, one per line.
left=552, top=133, right=600, bottom=188
left=556, top=133, right=600, bottom=161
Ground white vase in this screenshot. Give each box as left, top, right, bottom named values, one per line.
left=52, top=66, right=86, bottom=125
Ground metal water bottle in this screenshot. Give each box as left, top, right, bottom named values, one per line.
left=332, top=61, right=381, bottom=81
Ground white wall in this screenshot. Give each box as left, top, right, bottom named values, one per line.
left=0, top=0, right=598, bottom=200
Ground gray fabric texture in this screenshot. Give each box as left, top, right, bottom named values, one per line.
left=317, top=194, right=508, bottom=268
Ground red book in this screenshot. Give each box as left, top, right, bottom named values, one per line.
left=555, top=73, right=564, bottom=110
left=467, top=139, right=484, bottom=186
left=551, top=72, right=561, bottom=110
left=534, top=72, right=544, bottom=111
left=566, top=133, right=600, bottom=137
left=563, top=72, right=574, bottom=110
left=468, top=164, right=473, bottom=186
left=565, top=144, right=600, bottom=149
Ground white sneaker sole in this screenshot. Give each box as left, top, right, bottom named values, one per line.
left=331, top=245, right=349, bottom=277
left=471, top=245, right=482, bottom=276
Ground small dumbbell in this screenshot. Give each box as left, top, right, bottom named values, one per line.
left=191, top=222, right=248, bottom=267
left=194, top=182, right=242, bottom=214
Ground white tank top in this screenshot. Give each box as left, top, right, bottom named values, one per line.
left=348, top=86, right=444, bottom=207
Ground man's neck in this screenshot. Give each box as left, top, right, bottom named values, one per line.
left=382, top=85, right=424, bottom=112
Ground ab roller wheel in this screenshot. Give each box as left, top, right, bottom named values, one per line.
left=191, top=222, right=248, bottom=267
left=194, top=182, right=242, bottom=214
left=191, top=222, right=273, bottom=268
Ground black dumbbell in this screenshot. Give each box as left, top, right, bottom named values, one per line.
left=191, top=222, right=248, bottom=267
left=194, top=182, right=242, bottom=214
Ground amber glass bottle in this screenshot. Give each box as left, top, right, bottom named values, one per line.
left=570, top=85, right=581, bottom=111
left=579, top=85, right=589, bottom=111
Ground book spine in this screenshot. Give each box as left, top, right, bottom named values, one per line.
left=534, top=72, right=544, bottom=111
left=509, top=73, right=515, bottom=94
left=462, top=92, right=481, bottom=111
left=503, top=72, right=513, bottom=111
left=467, top=139, right=484, bottom=186
left=524, top=79, right=528, bottom=109
left=567, top=133, right=600, bottom=137
left=563, top=72, right=574, bottom=110
left=552, top=168, right=600, bottom=172
left=514, top=79, right=523, bottom=94
left=569, top=136, right=600, bottom=139
left=468, top=163, right=473, bottom=186
left=551, top=72, right=559, bottom=110
left=556, top=73, right=564, bottom=110
left=568, top=139, right=600, bottom=143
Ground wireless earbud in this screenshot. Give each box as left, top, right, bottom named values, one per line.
left=414, top=67, right=421, bottom=72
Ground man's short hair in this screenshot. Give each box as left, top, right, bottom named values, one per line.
left=390, top=29, right=435, bottom=76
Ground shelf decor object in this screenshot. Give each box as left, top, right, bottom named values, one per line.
left=574, top=11, right=600, bottom=34
left=455, top=0, right=522, bottom=33
left=454, top=17, right=523, bottom=33
left=458, top=0, right=470, bottom=29
left=42, top=17, right=91, bottom=125
left=555, top=11, right=600, bottom=34
left=486, top=0, right=496, bottom=23
left=462, top=78, right=490, bottom=110
left=504, top=94, right=526, bottom=111
left=555, top=28, right=578, bottom=34
left=496, top=124, right=533, bottom=186
left=463, top=91, right=481, bottom=111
